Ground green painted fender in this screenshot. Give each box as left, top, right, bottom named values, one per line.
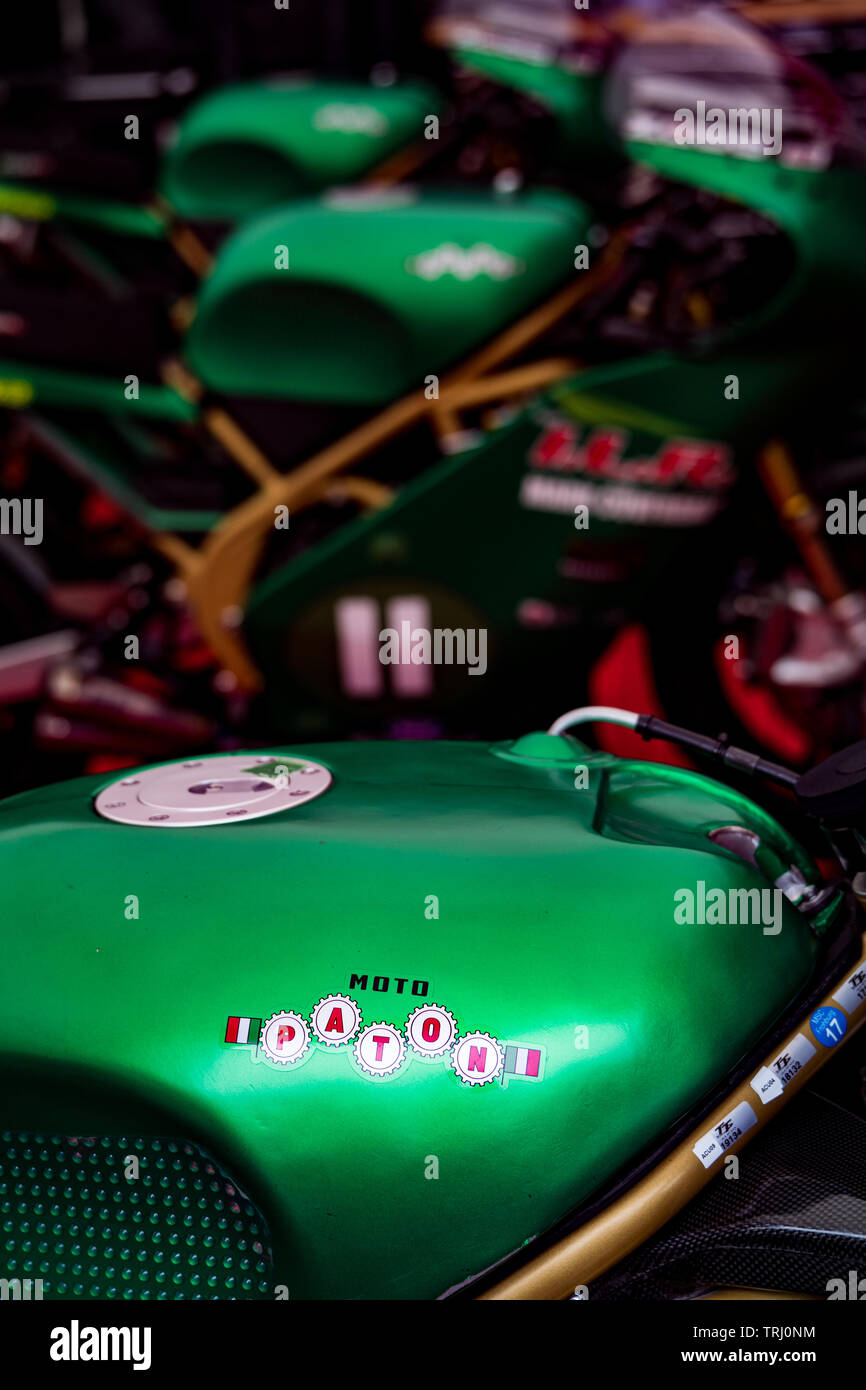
left=161, top=78, right=440, bottom=222
left=0, top=737, right=834, bottom=1298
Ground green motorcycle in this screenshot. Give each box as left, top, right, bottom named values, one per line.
left=1, top=705, right=865, bottom=1299
left=1, top=5, right=864, bottom=765
left=172, top=9, right=866, bottom=753
left=0, top=0, right=619, bottom=281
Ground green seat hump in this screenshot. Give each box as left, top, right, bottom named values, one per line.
left=0, top=738, right=829, bottom=1298
left=186, top=188, right=588, bottom=403
left=161, top=78, right=438, bottom=221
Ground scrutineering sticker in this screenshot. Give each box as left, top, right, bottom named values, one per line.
left=693, top=1101, right=757, bottom=1169
left=749, top=1031, right=818, bottom=1106
left=810, top=1005, right=847, bottom=1048
left=832, top=966, right=866, bottom=1015
left=223, top=996, right=544, bottom=1088
left=764, top=1033, right=816, bottom=1091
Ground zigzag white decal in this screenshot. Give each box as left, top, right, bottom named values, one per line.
left=312, top=103, right=388, bottom=136
left=405, top=242, right=526, bottom=282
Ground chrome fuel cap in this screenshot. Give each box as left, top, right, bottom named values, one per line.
left=94, top=754, right=332, bottom=827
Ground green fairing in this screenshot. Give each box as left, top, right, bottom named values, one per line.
left=0, top=180, right=165, bottom=238
left=626, top=142, right=866, bottom=352
left=161, top=78, right=440, bottom=221
left=242, top=137, right=866, bottom=728
left=451, top=45, right=616, bottom=158
left=0, top=361, right=198, bottom=421
left=12, top=415, right=222, bottom=534
left=242, top=348, right=815, bottom=735
left=12, top=114, right=863, bottom=424
left=0, top=81, right=437, bottom=236
left=2, top=71, right=863, bottom=668
left=185, top=188, right=590, bottom=404
left=0, top=738, right=831, bottom=1298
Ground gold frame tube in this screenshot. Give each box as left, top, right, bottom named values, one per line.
left=480, top=936, right=866, bottom=1299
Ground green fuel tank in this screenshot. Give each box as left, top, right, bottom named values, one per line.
left=185, top=187, right=588, bottom=404
left=160, top=78, right=439, bottom=223
left=0, top=734, right=833, bottom=1298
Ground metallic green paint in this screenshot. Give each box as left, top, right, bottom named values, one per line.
left=0, top=81, right=438, bottom=239
left=242, top=348, right=791, bottom=737
left=185, top=187, right=590, bottom=403
left=0, top=361, right=198, bottom=420
left=625, top=143, right=866, bottom=353
left=161, top=79, right=439, bottom=222
left=0, top=737, right=833, bottom=1298
left=0, top=181, right=166, bottom=238
left=450, top=46, right=616, bottom=159
left=245, top=114, right=866, bottom=735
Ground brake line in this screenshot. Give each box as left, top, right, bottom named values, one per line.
left=548, top=704, right=800, bottom=789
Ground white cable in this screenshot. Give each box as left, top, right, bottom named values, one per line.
left=547, top=705, right=641, bottom=737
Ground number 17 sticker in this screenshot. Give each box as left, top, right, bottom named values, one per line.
left=810, top=1006, right=847, bottom=1048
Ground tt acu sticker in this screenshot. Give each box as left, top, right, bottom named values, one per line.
left=223, top=995, right=546, bottom=1088
left=693, top=1102, right=757, bottom=1169
left=833, top=965, right=866, bottom=1015
left=751, top=1032, right=816, bottom=1105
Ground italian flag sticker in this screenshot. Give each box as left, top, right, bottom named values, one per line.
left=225, top=1016, right=261, bottom=1045
left=502, top=1043, right=543, bottom=1084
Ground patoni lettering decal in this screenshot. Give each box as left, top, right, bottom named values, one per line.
left=223, top=994, right=544, bottom=1088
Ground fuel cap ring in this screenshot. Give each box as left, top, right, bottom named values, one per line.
left=94, top=754, right=332, bottom=827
